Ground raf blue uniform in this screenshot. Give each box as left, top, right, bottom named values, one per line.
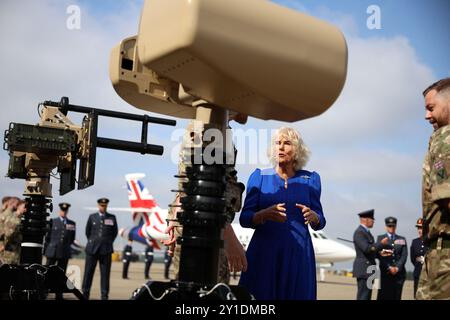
left=410, top=217, right=428, bottom=298
left=82, top=198, right=118, bottom=300
left=376, top=217, right=407, bottom=300
left=352, top=209, right=383, bottom=300
left=122, top=243, right=133, bottom=279
left=144, top=244, right=154, bottom=279
left=410, top=237, right=427, bottom=297
left=44, top=203, right=76, bottom=274
left=164, top=248, right=172, bottom=279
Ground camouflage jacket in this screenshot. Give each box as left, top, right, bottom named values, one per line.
left=0, top=209, right=14, bottom=244
left=0, top=209, right=9, bottom=251
left=3, top=209, right=22, bottom=252
left=422, top=125, right=450, bottom=242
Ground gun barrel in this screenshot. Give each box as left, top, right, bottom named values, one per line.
left=97, top=137, right=163, bottom=155
left=43, top=98, right=176, bottom=126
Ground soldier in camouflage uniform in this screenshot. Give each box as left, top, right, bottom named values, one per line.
left=418, top=77, right=450, bottom=300
left=0, top=197, right=19, bottom=264
left=165, top=114, right=247, bottom=284
left=0, top=197, right=11, bottom=264
left=2, top=199, right=26, bottom=265
left=1, top=197, right=11, bottom=210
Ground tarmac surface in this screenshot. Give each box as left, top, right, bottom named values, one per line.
left=62, top=258, right=414, bottom=300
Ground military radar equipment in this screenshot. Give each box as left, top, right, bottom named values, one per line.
left=1, top=97, right=176, bottom=300
left=113, top=0, right=348, bottom=301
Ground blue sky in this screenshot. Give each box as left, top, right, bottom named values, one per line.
left=278, top=0, right=449, bottom=76
left=0, top=1, right=449, bottom=272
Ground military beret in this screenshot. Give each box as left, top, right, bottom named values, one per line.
left=59, top=202, right=71, bottom=211
left=358, top=209, right=375, bottom=220
left=97, top=198, right=109, bottom=205
left=385, top=216, right=397, bottom=226
left=415, top=218, right=423, bottom=227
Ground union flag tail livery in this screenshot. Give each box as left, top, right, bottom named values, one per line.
left=122, top=173, right=169, bottom=249
left=125, top=173, right=157, bottom=225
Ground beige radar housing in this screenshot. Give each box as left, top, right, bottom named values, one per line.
left=110, top=0, right=348, bottom=122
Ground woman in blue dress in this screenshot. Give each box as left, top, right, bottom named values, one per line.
left=239, top=127, right=326, bottom=300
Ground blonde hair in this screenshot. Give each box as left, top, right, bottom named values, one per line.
left=268, top=127, right=310, bottom=170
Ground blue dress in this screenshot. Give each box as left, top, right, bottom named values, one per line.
left=239, top=168, right=326, bottom=300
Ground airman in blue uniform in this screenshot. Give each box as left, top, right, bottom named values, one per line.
left=82, top=198, right=118, bottom=300
left=352, top=209, right=386, bottom=300
left=122, top=240, right=133, bottom=279
left=144, top=243, right=154, bottom=279
left=44, top=202, right=76, bottom=273
left=376, top=217, right=408, bottom=300
left=164, top=247, right=172, bottom=279
left=410, top=218, right=428, bottom=298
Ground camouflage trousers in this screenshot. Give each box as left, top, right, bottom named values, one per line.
left=172, top=242, right=230, bottom=284
left=416, top=248, right=450, bottom=300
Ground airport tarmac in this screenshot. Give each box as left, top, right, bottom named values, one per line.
left=62, top=259, right=414, bottom=300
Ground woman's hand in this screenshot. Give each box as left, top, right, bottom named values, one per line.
left=252, top=203, right=287, bottom=225
left=223, top=224, right=248, bottom=273
left=163, top=194, right=181, bottom=256
left=296, top=204, right=319, bottom=226
left=162, top=221, right=177, bottom=256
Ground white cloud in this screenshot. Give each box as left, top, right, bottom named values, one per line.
left=0, top=0, right=176, bottom=251
left=314, top=5, right=360, bottom=36
left=290, top=36, right=434, bottom=147
left=311, top=149, right=422, bottom=185
left=0, top=0, right=144, bottom=133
